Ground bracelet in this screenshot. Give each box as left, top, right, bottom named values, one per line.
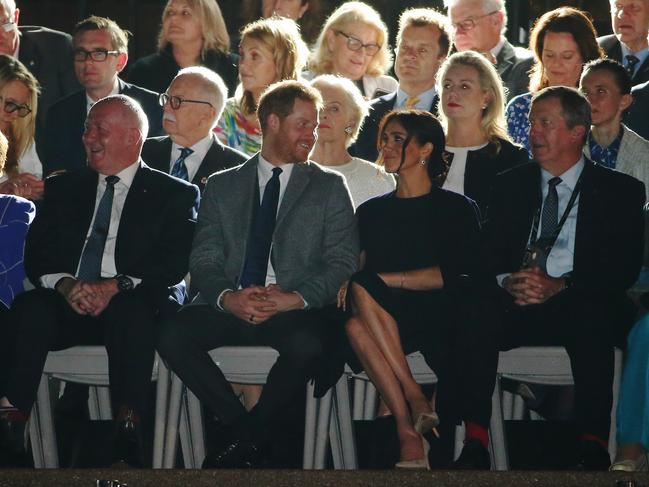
left=399, top=272, right=405, bottom=289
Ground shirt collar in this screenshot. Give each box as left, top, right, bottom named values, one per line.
left=258, top=153, right=294, bottom=180
left=171, top=133, right=213, bottom=158
left=395, top=86, right=437, bottom=109
left=541, top=156, right=585, bottom=191
left=620, top=42, right=649, bottom=65
left=587, top=126, right=624, bottom=151
left=104, top=159, right=140, bottom=190
left=490, top=37, right=507, bottom=58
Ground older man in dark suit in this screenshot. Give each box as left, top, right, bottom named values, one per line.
left=40, top=16, right=162, bottom=177
left=598, top=0, right=649, bottom=86
left=0, top=0, right=80, bottom=126
left=483, top=86, right=645, bottom=470
left=157, top=80, right=358, bottom=468
left=142, top=66, right=246, bottom=193
left=0, top=95, right=199, bottom=467
left=351, top=8, right=450, bottom=163
left=445, top=0, right=533, bottom=100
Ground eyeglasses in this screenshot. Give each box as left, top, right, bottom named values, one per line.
left=451, top=11, right=499, bottom=31
left=73, top=49, right=120, bottom=62
left=159, top=92, right=214, bottom=110
left=334, top=30, right=381, bottom=56
left=0, top=17, right=15, bottom=33
left=0, top=96, right=31, bottom=117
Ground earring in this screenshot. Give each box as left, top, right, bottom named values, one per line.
left=482, top=105, right=487, bottom=110
left=344, top=126, right=352, bottom=135
left=420, top=159, right=427, bottom=165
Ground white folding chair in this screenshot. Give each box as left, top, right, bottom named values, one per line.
left=489, top=346, right=623, bottom=471
left=161, top=346, right=334, bottom=469
left=28, top=346, right=166, bottom=468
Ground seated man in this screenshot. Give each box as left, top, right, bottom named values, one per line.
left=157, top=80, right=358, bottom=468
left=41, top=16, right=162, bottom=176
left=143, top=66, right=246, bottom=193
left=0, top=95, right=199, bottom=467
left=483, top=86, right=645, bottom=470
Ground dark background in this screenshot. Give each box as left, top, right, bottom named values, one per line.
left=19, top=0, right=613, bottom=62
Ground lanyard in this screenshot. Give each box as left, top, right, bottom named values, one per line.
left=529, top=174, right=583, bottom=250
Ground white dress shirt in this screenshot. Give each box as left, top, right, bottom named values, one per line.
left=40, top=161, right=143, bottom=288
left=170, top=134, right=213, bottom=183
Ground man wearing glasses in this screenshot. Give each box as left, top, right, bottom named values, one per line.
left=41, top=16, right=162, bottom=177
left=444, top=0, right=532, bottom=100
left=0, top=0, right=79, bottom=126
left=142, top=67, right=246, bottom=194
left=351, top=8, right=451, bottom=163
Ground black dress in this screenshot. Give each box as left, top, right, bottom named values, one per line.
left=127, top=45, right=239, bottom=97
left=345, top=187, right=483, bottom=372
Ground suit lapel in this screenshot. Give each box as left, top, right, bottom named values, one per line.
left=234, top=156, right=260, bottom=256
left=573, top=160, right=598, bottom=274
left=192, top=134, right=223, bottom=190
left=276, top=162, right=311, bottom=228
left=115, top=161, right=149, bottom=268
left=496, top=42, right=515, bottom=76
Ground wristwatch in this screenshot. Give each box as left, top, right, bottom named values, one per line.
left=115, top=274, right=134, bottom=291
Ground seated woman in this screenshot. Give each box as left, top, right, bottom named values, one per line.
left=340, top=110, right=497, bottom=469
left=128, top=0, right=239, bottom=95
left=215, top=16, right=309, bottom=156
left=437, top=51, right=528, bottom=218
left=310, top=74, right=394, bottom=208
left=0, top=55, right=43, bottom=201
left=307, top=1, right=397, bottom=99
left=239, top=0, right=321, bottom=45
left=506, top=7, right=603, bottom=154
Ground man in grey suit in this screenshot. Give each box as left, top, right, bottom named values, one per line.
left=142, top=66, right=246, bottom=193
left=157, top=80, right=359, bottom=468
left=445, top=0, right=532, bottom=100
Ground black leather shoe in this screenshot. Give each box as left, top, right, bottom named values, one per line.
left=111, top=409, right=143, bottom=469
left=0, top=408, right=29, bottom=467
left=453, top=439, right=491, bottom=470
left=202, top=439, right=262, bottom=469
left=574, top=439, right=611, bottom=471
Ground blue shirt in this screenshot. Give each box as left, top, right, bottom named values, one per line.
left=506, top=92, right=533, bottom=156
left=587, top=129, right=623, bottom=169
left=536, top=158, right=585, bottom=277
left=395, top=87, right=437, bottom=110
left=620, top=43, right=649, bottom=78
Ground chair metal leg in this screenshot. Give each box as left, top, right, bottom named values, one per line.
left=502, top=390, right=513, bottom=420
left=333, top=374, right=357, bottom=469
left=313, top=387, right=332, bottom=469
left=302, top=381, right=318, bottom=469
left=186, top=388, right=205, bottom=468
left=489, top=376, right=508, bottom=471
left=454, top=422, right=465, bottom=461
left=352, top=378, right=365, bottom=421
left=29, top=398, right=44, bottom=468
left=97, top=386, right=112, bottom=420
left=512, top=394, right=526, bottom=420
left=36, top=374, right=59, bottom=468
left=153, top=361, right=170, bottom=469
left=163, top=372, right=184, bottom=468
left=362, top=381, right=377, bottom=420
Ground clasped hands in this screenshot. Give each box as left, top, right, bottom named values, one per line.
left=223, top=284, right=303, bottom=324
left=504, top=266, right=566, bottom=306
left=0, top=173, right=44, bottom=200
left=57, top=277, right=119, bottom=316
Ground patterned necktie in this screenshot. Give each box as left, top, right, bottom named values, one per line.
left=405, top=96, right=420, bottom=109
left=240, top=167, right=283, bottom=288
left=626, top=55, right=640, bottom=78
left=171, top=147, right=193, bottom=181
left=539, top=177, right=562, bottom=242
left=77, top=175, right=120, bottom=281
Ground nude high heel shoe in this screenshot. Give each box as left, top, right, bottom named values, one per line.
left=395, top=435, right=430, bottom=470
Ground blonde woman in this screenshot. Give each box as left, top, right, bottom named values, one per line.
left=437, top=51, right=528, bottom=217
left=307, top=1, right=397, bottom=99
left=0, top=55, right=43, bottom=200
left=215, top=16, right=309, bottom=156
left=128, top=0, right=239, bottom=95
left=310, top=74, right=394, bottom=208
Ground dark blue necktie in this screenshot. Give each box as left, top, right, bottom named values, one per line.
left=626, top=55, right=640, bottom=78
left=171, top=147, right=193, bottom=181
left=239, top=167, right=283, bottom=288
left=539, top=177, right=562, bottom=243
left=77, top=175, right=119, bottom=281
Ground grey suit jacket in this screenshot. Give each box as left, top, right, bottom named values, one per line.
left=190, top=155, right=359, bottom=308
left=584, top=124, right=649, bottom=200
left=496, top=40, right=533, bottom=101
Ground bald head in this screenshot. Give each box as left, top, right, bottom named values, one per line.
left=83, top=95, right=147, bottom=175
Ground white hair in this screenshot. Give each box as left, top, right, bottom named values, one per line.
left=443, top=0, right=508, bottom=34
left=0, top=0, right=16, bottom=15
left=174, top=66, right=227, bottom=124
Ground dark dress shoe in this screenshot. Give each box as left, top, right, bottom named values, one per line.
left=453, top=439, right=491, bottom=470
left=202, top=439, right=262, bottom=469
left=111, top=409, right=143, bottom=468
left=574, top=440, right=611, bottom=471
left=0, top=408, right=30, bottom=467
